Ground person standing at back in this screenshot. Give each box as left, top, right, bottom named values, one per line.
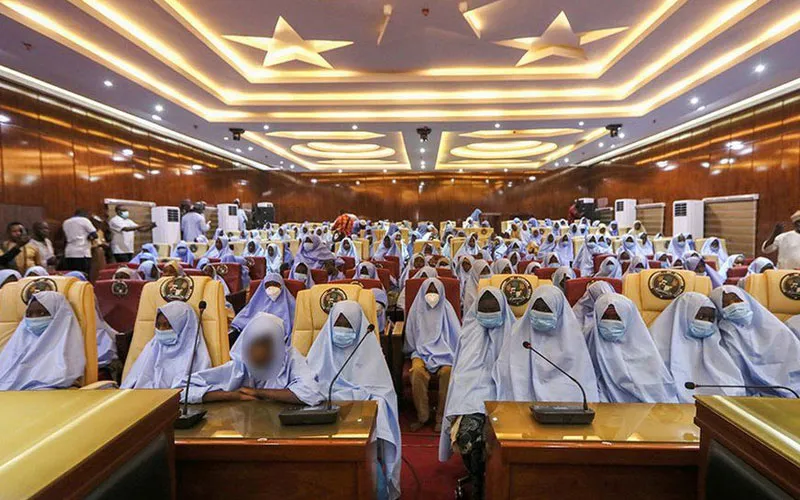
left=762, top=210, right=800, bottom=269
left=30, top=221, right=56, bottom=271
left=108, top=205, right=156, bottom=263
left=181, top=202, right=210, bottom=243
left=234, top=199, right=248, bottom=232
left=0, top=222, right=40, bottom=274
left=62, top=209, right=98, bottom=274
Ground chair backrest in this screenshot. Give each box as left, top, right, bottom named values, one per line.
left=517, top=260, right=539, bottom=274
left=743, top=270, right=800, bottom=321
left=248, top=278, right=305, bottom=299
left=352, top=238, right=371, bottom=261
left=122, top=276, right=230, bottom=380
left=243, top=256, right=267, bottom=282
left=413, top=239, right=442, bottom=254
left=571, top=237, right=584, bottom=256
left=334, top=240, right=363, bottom=263
left=153, top=243, right=171, bottom=258
left=564, top=277, right=623, bottom=306
left=404, top=277, right=461, bottom=320
left=209, top=262, right=242, bottom=293
left=344, top=267, right=392, bottom=290
left=339, top=256, right=356, bottom=271
left=476, top=274, right=542, bottom=318
left=311, top=269, right=330, bottom=284
left=330, top=278, right=384, bottom=290
left=593, top=254, right=616, bottom=274
left=188, top=242, right=209, bottom=260
left=652, top=237, right=671, bottom=253
left=533, top=267, right=578, bottom=281
left=726, top=266, right=748, bottom=279
left=230, top=240, right=246, bottom=256
left=95, top=279, right=147, bottom=333
left=292, top=284, right=379, bottom=356
left=376, top=257, right=400, bottom=279
left=696, top=238, right=728, bottom=256
left=622, top=269, right=712, bottom=326
left=449, top=237, right=465, bottom=258
left=0, top=276, right=98, bottom=386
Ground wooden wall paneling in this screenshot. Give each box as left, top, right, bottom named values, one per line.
left=37, top=96, right=79, bottom=222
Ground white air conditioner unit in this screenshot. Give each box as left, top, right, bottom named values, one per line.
left=151, top=206, right=181, bottom=246
left=672, top=200, right=704, bottom=238
left=217, top=203, right=239, bottom=232
left=614, top=199, right=637, bottom=228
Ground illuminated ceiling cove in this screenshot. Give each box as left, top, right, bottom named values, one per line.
left=0, top=0, right=798, bottom=172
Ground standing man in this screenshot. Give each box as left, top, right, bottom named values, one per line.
left=30, top=221, right=56, bottom=271
left=62, top=209, right=98, bottom=274
left=181, top=202, right=210, bottom=243
left=108, top=205, right=156, bottom=262
left=762, top=210, right=800, bottom=269
left=234, top=198, right=248, bottom=232
left=0, top=222, right=40, bottom=274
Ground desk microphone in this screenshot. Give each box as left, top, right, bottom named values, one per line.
left=175, top=300, right=208, bottom=429
left=522, top=341, right=595, bottom=425
left=280, top=324, right=375, bottom=426
left=684, top=381, right=799, bottom=399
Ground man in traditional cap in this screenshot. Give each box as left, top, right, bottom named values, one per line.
left=762, top=210, right=800, bottom=269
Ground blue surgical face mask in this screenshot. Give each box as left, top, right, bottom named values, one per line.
left=24, top=316, right=52, bottom=336
left=476, top=311, right=504, bottom=329
left=155, top=328, right=179, bottom=345
left=303, top=242, right=314, bottom=251
left=688, top=319, right=716, bottom=339
left=598, top=319, right=626, bottom=341
left=586, top=242, right=597, bottom=250
left=332, top=326, right=357, bottom=348
left=120, top=211, right=129, bottom=219
left=529, top=309, right=557, bottom=331
left=722, top=302, right=753, bottom=325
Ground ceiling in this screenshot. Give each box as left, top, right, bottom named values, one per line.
left=0, top=0, right=798, bottom=174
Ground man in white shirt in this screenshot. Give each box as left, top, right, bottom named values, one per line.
left=62, top=209, right=98, bottom=274
left=181, top=202, right=210, bottom=243
left=762, top=210, right=800, bottom=270
left=108, top=205, right=156, bottom=262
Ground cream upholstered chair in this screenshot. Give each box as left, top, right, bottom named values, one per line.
left=743, top=270, right=800, bottom=321
left=188, top=242, right=208, bottom=260
left=477, top=274, right=546, bottom=319
left=413, top=239, right=442, bottom=254
left=622, top=269, right=712, bottom=326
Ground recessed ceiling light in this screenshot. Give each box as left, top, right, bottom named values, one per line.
left=656, top=161, right=669, bottom=167
left=697, top=106, right=706, bottom=111
left=383, top=168, right=388, bottom=173
left=290, top=164, right=295, bottom=169
left=689, top=97, right=699, bottom=105
left=111, top=154, right=126, bottom=162
left=564, top=157, right=569, bottom=163
left=351, top=124, right=358, bottom=130
left=223, top=137, right=229, bottom=141
left=103, top=80, right=113, bottom=87
left=507, top=181, right=513, bottom=187
left=618, top=132, right=626, bottom=138
left=754, top=63, right=766, bottom=73
left=578, top=121, right=584, bottom=126
left=420, top=164, right=426, bottom=169
left=711, top=169, right=722, bottom=175
left=662, top=165, right=677, bottom=172
left=184, top=170, right=193, bottom=176
left=191, top=164, right=203, bottom=170
left=528, top=176, right=536, bottom=181
left=0, top=115, right=10, bottom=123
left=151, top=114, right=161, bottom=121
left=311, top=178, right=318, bottom=184
left=610, top=144, right=616, bottom=149
left=247, top=146, right=254, bottom=151
left=263, top=124, right=270, bottom=130
left=727, top=141, right=744, bottom=150
left=598, top=142, right=604, bottom=148
left=121, top=148, right=133, bottom=156
left=154, top=104, right=164, bottom=112
left=494, top=123, right=501, bottom=129
left=458, top=168, right=464, bottom=173
left=701, top=162, right=710, bottom=168
left=450, top=178, right=455, bottom=183
left=555, top=162, right=560, bottom=166
left=420, top=148, right=426, bottom=154
left=280, top=160, right=284, bottom=164
left=503, top=168, right=508, bottom=173
left=337, top=169, right=343, bottom=173
left=149, top=169, right=160, bottom=175
left=133, top=172, right=145, bottom=180
left=485, top=179, right=489, bottom=184
left=355, top=180, right=360, bottom=185
left=392, top=179, right=396, bottom=184
left=235, top=148, right=242, bottom=153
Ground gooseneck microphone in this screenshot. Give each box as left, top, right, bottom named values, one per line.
left=175, top=301, right=207, bottom=429
left=684, top=381, right=799, bottom=399
left=522, top=341, right=595, bottom=425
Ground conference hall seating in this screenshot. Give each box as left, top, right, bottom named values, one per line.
left=622, top=269, right=712, bottom=326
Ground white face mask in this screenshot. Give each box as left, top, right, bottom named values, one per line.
left=303, top=241, right=314, bottom=251
left=265, top=286, right=281, bottom=300
left=119, top=210, right=130, bottom=219
left=424, top=292, right=440, bottom=308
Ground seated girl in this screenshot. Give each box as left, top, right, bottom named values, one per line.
left=137, top=261, right=162, bottom=282
left=551, top=267, right=576, bottom=292
left=121, top=301, right=211, bottom=389
left=491, top=258, right=513, bottom=275
left=0, top=269, right=21, bottom=289
left=572, top=280, right=617, bottom=333
left=0, top=291, right=85, bottom=390
left=161, top=261, right=184, bottom=277
left=243, top=238, right=265, bottom=258
left=130, top=243, right=159, bottom=264
left=295, top=234, right=336, bottom=269
left=202, top=235, right=233, bottom=260
left=595, top=256, right=622, bottom=278
left=336, top=237, right=360, bottom=264
left=231, top=273, right=295, bottom=343
left=171, top=241, right=195, bottom=266
left=462, top=259, right=492, bottom=313
left=183, top=313, right=323, bottom=404
left=265, top=243, right=283, bottom=273
left=289, top=261, right=314, bottom=288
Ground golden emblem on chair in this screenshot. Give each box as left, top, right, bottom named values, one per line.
left=779, top=273, right=800, bottom=300
left=20, top=278, right=58, bottom=304
left=320, top=287, right=347, bottom=313
left=189, top=243, right=198, bottom=252
left=111, top=279, right=129, bottom=298
left=160, top=276, right=195, bottom=302
left=244, top=257, right=255, bottom=268
left=500, top=277, right=532, bottom=307
left=648, top=271, right=686, bottom=300
left=214, top=264, right=229, bottom=276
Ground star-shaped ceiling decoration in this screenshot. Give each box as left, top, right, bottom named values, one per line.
left=224, top=17, right=353, bottom=69
left=495, top=11, right=627, bottom=66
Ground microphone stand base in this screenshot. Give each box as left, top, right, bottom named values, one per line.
left=279, top=404, right=340, bottom=426
left=174, top=408, right=207, bottom=429
left=530, top=404, right=595, bottom=425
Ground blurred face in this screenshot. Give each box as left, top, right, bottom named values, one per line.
left=413, top=256, right=424, bottom=268
left=34, top=222, right=50, bottom=239
left=248, top=242, right=257, bottom=253
left=479, top=265, right=490, bottom=276
left=8, top=224, right=24, bottom=242
left=296, top=263, right=308, bottom=274
left=334, top=313, right=352, bottom=328
left=695, top=306, right=716, bottom=323
left=248, top=337, right=274, bottom=369
left=721, top=291, right=743, bottom=308
left=215, top=239, right=223, bottom=250
left=323, top=260, right=337, bottom=275
left=532, top=298, right=552, bottom=313
left=1, top=274, right=18, bottom=288
left=477, top=292, right=500, bottom=313
left=461, top=260, right=472, bottom=273
left=267, top=246, right=275, bottom=257
left=343, top=240, right=351, bottom=251
left=426, top=283, right=438, bottom=294
left=203, top=265, right=215, bottom=278
left=601, top=305, right=620, bottom=320
left=794, top=219, right=800, bottom=233
left=155, top=311, right=171, bottom=330
left=162, top=264, right=179, bottom=277
left=25, top=299, right=49, bottom=318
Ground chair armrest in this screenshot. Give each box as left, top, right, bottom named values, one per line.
left=392, top=320, right=404, bottom=337
left=81, top=380, right=119, bottom=390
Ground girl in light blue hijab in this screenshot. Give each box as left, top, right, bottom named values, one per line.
left=719, top=254, right=745, bottom=278
left=0, top=291, right=85, bottom=390
left=202, top=235, right=233, bottom=260
left=573, top=235, right=602, bottom=277
left=65, top=271, right=119, bottom=371
left=171, top=241, right=195, bottom=266
left=491, top=258, right=514, bottom=275
left=462, top=259, right=492, bottom=314
left=572, top=280, right=616, bottom=333
left=122, top=301, right=211, bottom=389
left=243, top=238, right=265, bottom=257
left=555, top=234, right=574, bottom=265
left=231, top=273, right=295, bottom=342
left=137, top=261, right=161, bottom=282
left=743, top=257, right=774, bottom=277
left=683, top=254, right=724, bottom=289
left=543, top=252, right=563, bottom=268
left=666, top=234, right=689, bottom=258
left=618, top=234, right=644, bottom=259
left=264, top=243, right=283, bottom=273
left=622, top=255, right=650, bottom=277
left=523, top=261, right=542, bottom=275
left=493, top=286, right=599, bottom=403
left=0, top=269, right=21, bottom=289
left=130, top=243, right=159, bottom=264
left=183, top=313, right=323, bottom=405
left=551, top=266, right=576, bottom=292
left=374, top=235, right=400, bottom=260
left=23, top=266, right=48, bottom=277
left=537, top=233, right=557, bottom=259
left=586, top=294, right=678, bottom=402
left=710, top=286, right=800, bottom=397
left=306, top=301, right=401, bottom=500
left=649, top=292, right=745, bottom=403
left=336, top=237, right=361, bottom=264
left=288, top=261, right=314, bottom=289
left=595, top=256, right=622, bottom=278
left=638, top=233, right=654, bottom=256
left=701, top=237, right=728, bottom=263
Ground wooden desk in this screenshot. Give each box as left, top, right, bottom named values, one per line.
left=695, top=396, right=800, bottom=499
left=0, top=389, right=179, bottom=500
left=174, top=400, right=377, bottom=500
left=485, top=401, right=700, bottom=500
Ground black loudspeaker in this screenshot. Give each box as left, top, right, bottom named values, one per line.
left=252, top=202, right=275, bottom=227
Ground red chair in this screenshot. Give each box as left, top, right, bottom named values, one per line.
left=184, top=269, right=205, bottom=277
left=374, top=258, right=400, bottom=279
left=248, top=278, right=305, bottom=299
left=436, top=268, right=455, bottom=279
left=647, top=260, right=663, bottom=269
left=593, top=254, right=616, bottom=274
left=705, top=260, right=718, bottom=271
left=727, top=266, right=748, bottom=279
left=564, top=277, right=623, bottom=306
left=330, top=278, right=384, bottom=290
left=534, top=267, right=579, bottom=281
left=103, top=262, right=139, bottom=270
left=210, top=262, right=242, bottom=293
left=339, top=256, right=356, bottom=271
left=311, top=269, right=329, bottom=284
left=243, top=256, right=267, bottom=282
left=725, top=277, right=741, bottom=286
left=95, top=279, right=146, bottom=334
left=344, top=268, right=391, bottom=290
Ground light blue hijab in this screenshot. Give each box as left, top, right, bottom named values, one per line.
left=0, top=292, right=85, bottom=390
left=288, top=261, right=314, bottom=288
left=355, top=261, right=379, bottom=280
left=701, top=237, right=729, bottom=263
left=623, top=255, right=650, bottom=277
left=462, top=259, right=492, bottom=314
left=493, top=285, right=599, bottom=403
left=306, top=301, right=401, bottom=500
left=121, top=301, right=211, bottom=389
left=231, top=273, right=295, bottom=340
left=0, top=269, right=21, bottom=288
left=537, top=233, right=557, bottom=258
left=649, top=292, right=745, bottom=403
left=618, top=234, right=645, bottom=259
left=23, top=266, right=48, bottom=277
left=573, top=235, right=602, bottom=277
left=336, top=237, right=361, bottom=264
left=296, top=234, right=335, bottom=269
left=171, top=241, right=195, bottom=266
left=595, top=256, right=622, bottom=278
left=586, top=294, right=678, bottom=403
left=374, top=235, right=401, bottom=260
left=137, top=261, right=161, bottom=282
left=573, top=280, right=617, bottom=334
left=202, top=235, right=233, bottom=260
left=243, top=238, right=265, bottom=257
left=666, top=234, right=689, bottom=258
left=404, top=278, right=461, bottom=371
left=264, top=243, right=283, bottom=273
left=684, top=254, right=724, bottom=288
left=552, top=267, right=576, bottom=292
left=543, top=252, right=563, bottom=268
left=555, top=235, right=574, bottom=265
left=183, top=313, right=323, bottom=405
left=130, top=243, right=159, bottom=264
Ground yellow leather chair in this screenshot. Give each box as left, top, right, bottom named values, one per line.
left=413, top=239, right=442, bottom=254
left=449, top=237, right=465, bottom=258
left=0, top=276, right=98, bottom=386
left=622, top=269, right=712, bottom=326
left=477, top=274, right=546, bottom=318
left=230, top=240, right=246, bottom=256
left=188, top=242, right=208, bottom=260
left=464, top=227, right=494, bottom=241
left=335, top=239, right=364, bottom=258
left=292, top=284, right=379, bottom=356
left=288, top=239, right=300, bottom=257
left=153, top=243, right=171, bottom=258
left=353, top=238, right=371, bottom=261
left=652, top=237, right=671, bottom=253
left=439, top=221, right=455, bottom=236
left=400, top=227, right=410, bottom=244
left=122, top=276, right=231, bottom=381
left=743, top=270, right=800, bottom=321
left=572, top=237, right=585, bottom=256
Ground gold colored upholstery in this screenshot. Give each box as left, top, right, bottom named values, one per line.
left=122, top=276, right=230, bottom=380
left=292, top=284, right=379, bottom=356
left=0, top=276, right=98, bottom=386
left=743, top=270, right=800, bottom=321
left=335, top=239, right=364, bottom=258
left=623, top=269, right=712, bottom=326
left=478, top=274, right=543, bottom=318
left=188, top=242, right=208, bottom=260
left=652, top=237, right=671, bottom=253
left=153, top=243, right=171, bottom=258
left=413, top=239, right=441, bottom=254
left=230, top=240, right=246, bottom=256
left=449, top=237, right=465, bottom=258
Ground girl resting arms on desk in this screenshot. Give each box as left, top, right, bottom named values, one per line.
left=183, top=313, right=323, bottom=404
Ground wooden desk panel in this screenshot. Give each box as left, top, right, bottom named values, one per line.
left=485, top=402, right=700, bottom=500
left=175, top=400, right=377, bottom=500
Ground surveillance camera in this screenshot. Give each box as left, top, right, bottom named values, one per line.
left=416, top=126, right=432, bottom=142
left=605, top=124, right=622, bottom=138
left=229, top=127, right=245, bottom=141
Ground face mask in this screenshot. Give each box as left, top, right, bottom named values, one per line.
left=598, top=319, right=626, bottom=341
left=722, top=302, right=753, bottom=325
left=177, top=247, right=187, bottom=255
left=120, top=211, right=129, bottom=219
left=587, top=242, right=596, bottom=250
left=332, top=326, right=357, bottom=348
left=294, top=272, right=307, bottom=282
left=688, top=319, right=716, bottom=339
left=303, top=242, right=314, bottom=251
left=476, top=311, right=504, bottom=329
left=425, top=292, right=440, bottom=308
left=529, top=310, right=557, bottom=331
left=155, top=328, right=179, bottom=346
left=24, top=316, right=52, bottom=336
left=266, top=286, right=281, bottom=300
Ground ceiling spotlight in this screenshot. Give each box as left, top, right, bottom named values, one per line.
left=711, top=169, right=722, bottom=175
left=458, top=168, right=464, bottom=173
left=610, top=144, right=616, bottom=149
left=311, top=178, right=318, bottom=184
left=727, top=141, right=744, bottom=150
left=0, top=115, right=9, bottom=123
left=507, top=181, right=513, bottom=187
left=263, top=124, right=270, bottom=130
left=149, top=169, right=161, bottom=175
left=154, top=104, right=164, bottom=112
left=290, top=164, right=295, bottom=169
left=247, top=146, right=254, bottom=151
left=598, top=142, right=604, bottom=148
left=417, top=126, right=432, bottom=142
left=420, top=147, right=426, bottom=154
left=701, top=162, right=711, bottom=168
left=351, top=124, right=359, bottom=130
left=528, top=176, right=536, bottom=181
left=578, top=121, right=584, bottom=126
left=355, top=180, right=360, bottom=185
left=392, top=179, right=396, bottom=184
left=235, top=148, right=242, bottom=153
left=191, top=164, right=203, bottom=170
left=280, top=160, right=284, bottom=164
left=564, top=157, right=569, bottom=163
left=605, top=124, right=622, bottom=137
left=503, top=168, right=508, bottom=173
left=133, top=172, right=145, bottom=180
left=229, top=127, right=244, bottom=141
left=656, top=161, right=669, bottom=167
left=111, top=154, right=126, bottom=162
left=103, top=80, right=114, bottom=87
left=337, top=169, right=343, bottom=173
left=754, top=63, right=766, bottom=73
left=223, top=137, right=229, bottom=141
left=450, top=178, right=455, bottom=183
left=122, top=148, right=133, bottom=157
left=689, top=97, right=699, bottom=105
left=662, top=165, right=677, bottom=172
left=494, top=123, right=501, bottom=129
left=383, top=168, right=388, bottom=173
left=420, top=164, right=426, bottom=170
left=697, top=106, right=706, bottom=112
left=151, top=114, right=162, bottom=121
left=555, top=162, right=560, bottom=166
left=485, top=179, right=489, bottom=184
